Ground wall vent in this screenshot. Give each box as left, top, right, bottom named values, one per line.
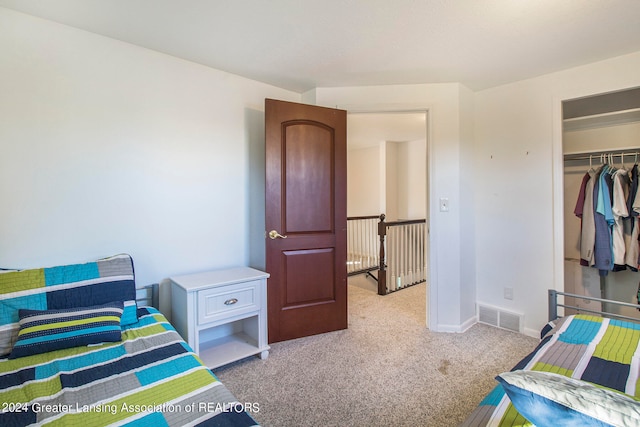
left=477, top=304, right=523, bottom=333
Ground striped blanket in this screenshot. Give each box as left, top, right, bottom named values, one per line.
left=462, top=314, right=640, bottom=426
left=0, top=308, right=258, bottom=426
left=0, top=254, right=139, bottom=357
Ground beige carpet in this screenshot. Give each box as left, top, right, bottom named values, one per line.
left=214, top=276, right=538, bottom=426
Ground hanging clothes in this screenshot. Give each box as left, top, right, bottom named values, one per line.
left=626, top=164, right=638, bottom=218
left=612, top=168, right=630, bottom=269
left=574, top=171, right=591, bottom=218
left=593, top=166, right=613, bottom=276
left=624, top=165, right=638, bottom=271
left=578, top=169, right=597, bottom=266
left=573, top=153, right=640, bottom=276
left=631, top=166, right=640, bottom=270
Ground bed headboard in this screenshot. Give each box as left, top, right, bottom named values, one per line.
left=136, top=283, right=159, bottom=309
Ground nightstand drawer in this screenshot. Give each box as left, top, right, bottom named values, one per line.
left=197, top=281, right=259, bottom=324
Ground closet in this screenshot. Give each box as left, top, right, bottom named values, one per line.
left=563, top=87, right=640, bottom=319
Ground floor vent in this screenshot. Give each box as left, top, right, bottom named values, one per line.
left=477, top=304, right=523, bottom=333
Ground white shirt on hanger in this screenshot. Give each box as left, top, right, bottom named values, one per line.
left=612, top=168, right=630, bottom=266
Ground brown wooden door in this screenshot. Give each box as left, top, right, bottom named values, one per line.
left=265, top=98, right=347, bottom=343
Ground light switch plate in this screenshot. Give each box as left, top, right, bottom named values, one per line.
left=439, top=197, right=449, bottom=212
left=504, top=287, right=514, bottom=300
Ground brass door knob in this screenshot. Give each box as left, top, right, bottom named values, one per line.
left=268, top=230, right=288, bottom=239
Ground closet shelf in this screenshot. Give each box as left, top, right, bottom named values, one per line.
left=563, top=108, right=640, bottom=132
left=563, top=147, right=640, bottom=162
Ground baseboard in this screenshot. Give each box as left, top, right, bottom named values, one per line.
left=523, top=327, right=540, bottom=338
left=434, top=316, right=476, bottom=333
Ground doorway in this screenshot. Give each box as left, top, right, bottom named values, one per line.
left=346, top=111, right=429, bottom=324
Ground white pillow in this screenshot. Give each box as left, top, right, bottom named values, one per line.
left=497, top=370, right=640, bottom=427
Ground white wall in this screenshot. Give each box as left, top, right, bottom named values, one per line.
left=395, top=140, right=427, bottom=220
left=0, top=8, right=300, bottom=316
left=459, top=85, right=476, bottom=325
left=348, top=139, right=426, bottom=220
left=474, top=51, right=640, bottom=335
left=308, top=84, right=476, bottom=332
left=384, top=141, right=399, bottom=221
left=347, top=146, right=380, bottom=216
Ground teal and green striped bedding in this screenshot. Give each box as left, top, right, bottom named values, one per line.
left=0, top=308, right=258, bottom=426
left=462, top=314, right=640, bottom=426
left=0, top=254, right=139, bottom=357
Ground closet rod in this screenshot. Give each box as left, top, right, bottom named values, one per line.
left=563, top=148, right=640, bottom=162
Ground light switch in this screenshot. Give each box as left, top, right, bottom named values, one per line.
left=504, top=287, right=514, bottom=300
left=439, top=197, right=449, bottom=212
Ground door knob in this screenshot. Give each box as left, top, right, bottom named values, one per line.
left=268, top=230, right=288, bottom=239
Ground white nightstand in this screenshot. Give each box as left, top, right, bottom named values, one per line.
left=170, top=267, right=270, bottom=369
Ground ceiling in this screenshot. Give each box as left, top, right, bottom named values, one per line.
left=1, top=0, right=640, bottom=94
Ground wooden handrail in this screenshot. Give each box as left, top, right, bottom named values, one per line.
left=384, top=218, right=426, bottom=226
left=347, top=215, right=380, bottom=221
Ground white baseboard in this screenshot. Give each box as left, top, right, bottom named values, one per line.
left=523, top=327, right=540, bottom=338
left=434, top=316, right=477, bottom=333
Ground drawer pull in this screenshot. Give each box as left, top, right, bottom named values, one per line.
left=224, top=298, right=239, bottom=306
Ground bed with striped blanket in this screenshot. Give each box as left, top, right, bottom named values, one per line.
left=0, top=307, right=257, bottom=426
left=462, top=314, right=640, bottom=426
left=0, top=255, right=258, bottom=426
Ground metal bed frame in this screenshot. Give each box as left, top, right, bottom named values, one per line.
left=136, top=282, right=159, bottom=309
left=548, top=289, right=640, bottom=323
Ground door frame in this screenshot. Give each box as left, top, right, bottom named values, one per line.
left=344, top=105, right=434, bottom=329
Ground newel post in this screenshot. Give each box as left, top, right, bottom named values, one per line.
left=378, top=213, right=387, bottom=295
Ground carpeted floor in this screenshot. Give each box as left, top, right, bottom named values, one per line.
left=214, top=276, right=538, bottom=426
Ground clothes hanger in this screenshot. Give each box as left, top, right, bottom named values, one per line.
left=621, top=152, right=627, bottom=171
left=602, top=153, right=611, bottom=173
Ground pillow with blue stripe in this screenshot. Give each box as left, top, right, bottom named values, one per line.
left=9, top=302, right=123, bottom=359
